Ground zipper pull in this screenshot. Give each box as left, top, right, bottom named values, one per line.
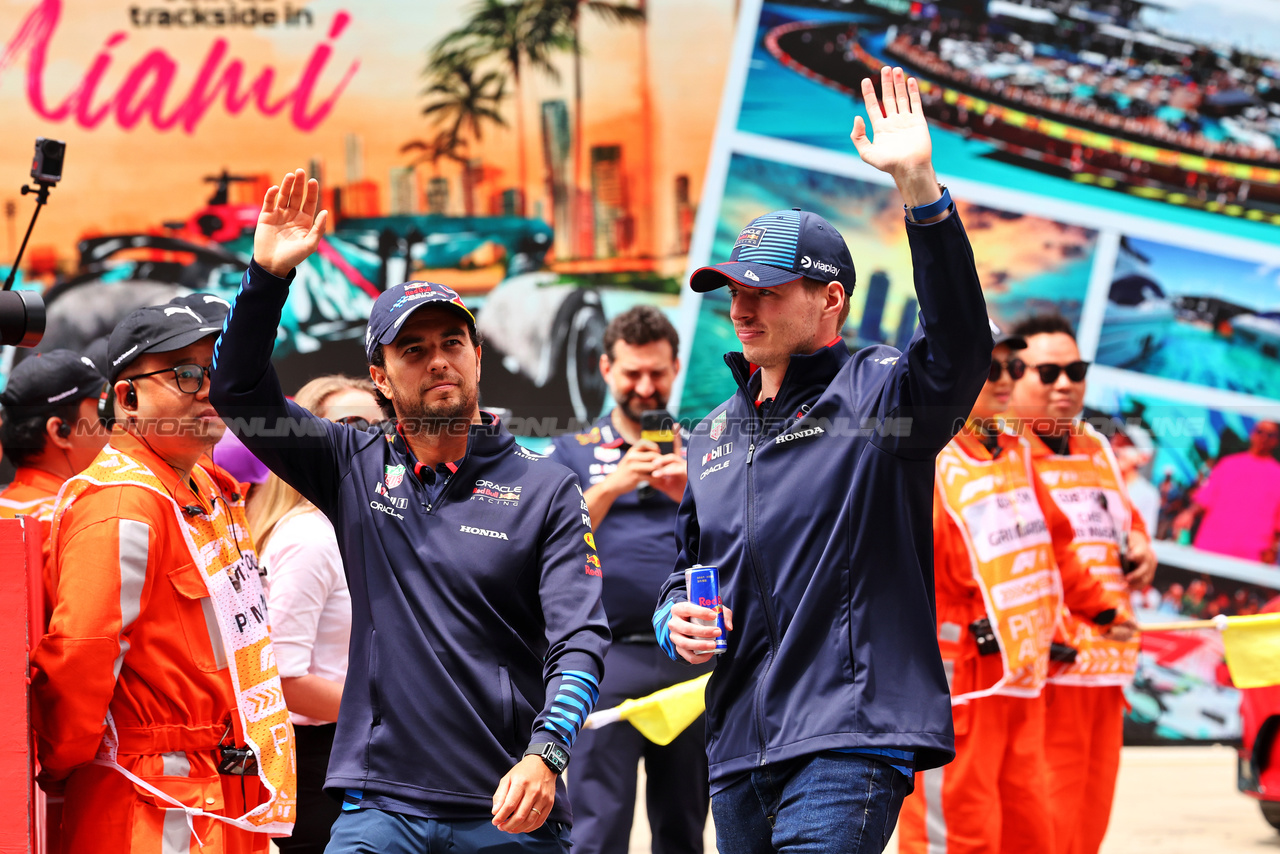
left=747, top=443, right=755, bottom=465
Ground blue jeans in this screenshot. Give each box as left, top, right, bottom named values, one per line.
left=324, top=808, right=570, bottom=853
left=710, top=752, right=911, bottom=854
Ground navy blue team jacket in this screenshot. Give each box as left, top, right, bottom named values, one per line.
left=210, top=261, right=610, bottom=826
left=547, top=416, right=684, bottom=640
left=653, top=212, right=991, bottom=791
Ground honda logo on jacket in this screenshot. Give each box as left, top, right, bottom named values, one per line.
left=460, top=525, right=509, bottom=539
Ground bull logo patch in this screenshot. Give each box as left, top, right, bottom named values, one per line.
left=735, top=226, right=766, bottom=249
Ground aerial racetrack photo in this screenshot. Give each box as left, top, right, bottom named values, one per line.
left=1096, top=235, right=1280, bottom=399
left=737, top=0, right=1280, bottom=241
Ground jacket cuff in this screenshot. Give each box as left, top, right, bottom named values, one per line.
left=246, top=258, right=297, bottom=291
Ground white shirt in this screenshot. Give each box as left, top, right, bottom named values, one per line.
left=261, top=507, right=351, bottom=726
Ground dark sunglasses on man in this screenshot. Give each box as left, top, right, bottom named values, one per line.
left=125, top=363, right=212, bottom=394
left=989, top=358, right=1027, bottom=382
left=1028, top=360, right=1089, bottom=384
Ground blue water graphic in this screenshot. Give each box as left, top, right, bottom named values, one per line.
left=1099, top=320, right=1280, bottom=399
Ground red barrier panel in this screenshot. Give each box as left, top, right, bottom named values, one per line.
left=0, top=517, right=36, bottom=853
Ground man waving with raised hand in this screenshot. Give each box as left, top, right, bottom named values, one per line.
left=211, top=170, right=610, bottom=854
left=654, top=67, right=991, bottom=854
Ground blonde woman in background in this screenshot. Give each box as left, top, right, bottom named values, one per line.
left=248, top=374, right=382, bottom=854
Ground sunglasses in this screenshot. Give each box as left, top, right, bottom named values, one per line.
left=1028, top=361, right=1089, bottom=384
left=333, top=415, right=372, bottom=430
left=988, top=357, right=1026, bottom=382
left=125, top=363, right=212, bottom=395
left=1254, top=425, right=1280, bottom=439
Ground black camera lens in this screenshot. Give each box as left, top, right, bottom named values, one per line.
left=31, top=138, right=65, bottom=184
left=0, top=290, right=47, bottom=347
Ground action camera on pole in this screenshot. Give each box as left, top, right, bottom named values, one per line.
left=1, top=138, right=63, bottom=348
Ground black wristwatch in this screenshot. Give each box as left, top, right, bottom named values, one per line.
left=524, top=742, right=570, bottom=775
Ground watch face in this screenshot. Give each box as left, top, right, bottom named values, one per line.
left=549, top=744, right=568, bottom=764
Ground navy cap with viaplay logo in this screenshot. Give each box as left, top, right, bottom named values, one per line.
left=690, top=208, right=856, bottom=293
left=365, top=281, right=478, bottom=361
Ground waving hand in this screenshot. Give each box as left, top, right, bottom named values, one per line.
left=850, top=66, right=943, bottom=210
left=253, top=168, right=328, bottom=278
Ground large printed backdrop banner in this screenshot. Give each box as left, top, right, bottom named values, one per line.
left=0, top=0, right=732, bottom=431
left=676, top=0, right=1280, bottom=745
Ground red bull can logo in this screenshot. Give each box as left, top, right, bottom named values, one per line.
left=685, top=564, right=727, bottom=655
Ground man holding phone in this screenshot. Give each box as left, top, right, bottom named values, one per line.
left=547, top=306, right=711, bottom=854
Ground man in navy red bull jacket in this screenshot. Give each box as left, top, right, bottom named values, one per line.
left=209, top=169, right=610, bottom=854
left=654, top=67, right=991, bottom=854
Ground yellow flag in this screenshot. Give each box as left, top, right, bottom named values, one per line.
left=585, top=674, right=711, bottom=745
left=1222, top=613, right=1280, bottom=689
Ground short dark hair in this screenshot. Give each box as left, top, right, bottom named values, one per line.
left=800, top=277, right=852, bottom=328
left=1010, top=312, right=1076, bottom=341
left=0, top=402, right=78, bottom=467
left=367, top=345, right=398, bottom=421
left=603, top=306, right=680, bottom=361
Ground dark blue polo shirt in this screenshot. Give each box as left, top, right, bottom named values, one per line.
left=548, top=415, right=686, bottom=640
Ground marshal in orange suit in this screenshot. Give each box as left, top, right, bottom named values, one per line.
left=898, top=322, right=1130, bottom=854
left=1008, top=314, right=1157, bottom=854
left=30, top=306, right=296, bottom=853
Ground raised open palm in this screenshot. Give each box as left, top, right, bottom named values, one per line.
left=253, top=168, right=329, bottom=278
left=850, top=66, right=933, bottom=178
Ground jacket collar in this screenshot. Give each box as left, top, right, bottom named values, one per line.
left=951, top=426, right=1020, bottom=461
left=1022, top=426, right=1077, bottom=458
left=109, top=429, right=218, bottom=509
left=9, top=466, right=67, bottom=497
left=595, top=411, right=626, bottom=448
left=724, top=338, right=851, bottom=419
left=392, top=410, right=516, bottom=474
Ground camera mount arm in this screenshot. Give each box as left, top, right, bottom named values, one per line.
left=3, top=180, right=54, bottom=292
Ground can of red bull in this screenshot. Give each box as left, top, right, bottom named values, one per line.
left=685, top=564, right=727, bottom=655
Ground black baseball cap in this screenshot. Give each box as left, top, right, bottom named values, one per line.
left=108, top=304, right=223, bottom=382
left=365, top=281, right=477, bottom=362
left=0, top=349, right=105, bottom=410
left=169, top=292, right=232, bottom=325
left=690, top=208, right=856, bottom=293
left=989, top=318, right=1027, bottom=351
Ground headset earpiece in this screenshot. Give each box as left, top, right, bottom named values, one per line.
left=125, top=380, right=137, bottom=409
left=97, top=382, right=114, bottom=429
left=55, top=419, right=71, bottom=439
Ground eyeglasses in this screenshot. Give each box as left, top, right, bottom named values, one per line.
left=1028, top=361, right=1089, bottom=384
left=988, top=357, right=1026, bottom=382
left=333, top=415, right=371, bottom=430
left=1254, top=425, right=1280, bottom=439
left=125, top=363, right=212, bottom=395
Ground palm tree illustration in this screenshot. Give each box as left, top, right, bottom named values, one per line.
left=537, top=0, right=645, bottom=255
left=434, top=0, right=572, bottom=218
left=400, top=130, right=470, bottom=180
left=419, top=49, right=508, bottom=215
